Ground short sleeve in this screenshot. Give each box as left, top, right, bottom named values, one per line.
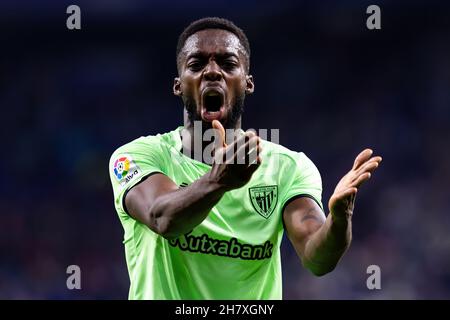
left=109, top=137, right=166, bottom=218
left=279, top=152, right=323, bottom=212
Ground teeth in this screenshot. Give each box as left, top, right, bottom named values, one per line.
left=206, top=91, right=220, bottom=96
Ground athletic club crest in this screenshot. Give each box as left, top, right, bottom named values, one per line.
left=249, top=185, right=278, bottom=219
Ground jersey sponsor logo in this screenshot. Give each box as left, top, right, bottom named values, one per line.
left=249, top=185, right=278, bottom=219
left=112, top=154, right=141, bottom=187
left=168, top=232, right=274, bottom=260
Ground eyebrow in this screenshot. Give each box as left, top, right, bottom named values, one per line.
left=186, top=52, right=239, bottom=61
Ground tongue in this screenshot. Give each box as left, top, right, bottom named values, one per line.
left=202, top=109, right=222, bottom=121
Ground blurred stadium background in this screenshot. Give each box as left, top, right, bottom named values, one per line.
left=1, top=0, right=449, bottom=299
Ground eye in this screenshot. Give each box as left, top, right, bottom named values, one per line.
left=222, top=60, right=238, bottom=71
left=187, top=61, right=203, bottom=72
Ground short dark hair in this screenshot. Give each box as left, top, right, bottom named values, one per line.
left=176, top=17, right=251, bottom=73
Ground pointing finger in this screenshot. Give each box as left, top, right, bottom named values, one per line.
left=212, top=120, right=227, bottom=148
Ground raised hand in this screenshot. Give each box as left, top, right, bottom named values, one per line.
left=207, top=120, right=262, bottom=191
left=328, top=149, right=382, bottom=221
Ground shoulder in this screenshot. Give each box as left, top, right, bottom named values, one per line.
left=109, top=127, right=181, bottom=163
left=261, top=139, right=318, bottom=172
left=261, top=141, right=323, bottom=210
left=108, top=128, right=181, bottom=195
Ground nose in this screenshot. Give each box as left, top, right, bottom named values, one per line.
left=203, top=60, right=222, bottom=81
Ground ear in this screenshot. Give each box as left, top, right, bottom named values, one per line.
left=245, top=75, right=254, bottom=94
left=173, top=77, right=182, bottom=96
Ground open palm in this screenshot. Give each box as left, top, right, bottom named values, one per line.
left=328, top=149, right=382, bottom=220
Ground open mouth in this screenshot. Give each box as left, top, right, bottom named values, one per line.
left=201, top=88, right=225, bottom=121
left=204, top=94, right=222, bottom=112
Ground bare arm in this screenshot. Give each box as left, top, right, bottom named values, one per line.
left=125, top=120, right=261, bottom=239
left=283, top=197, right=350, bottom=276
left=283, top=149, right=382, bottom=276
left=125, top=173, right=226, bottom=239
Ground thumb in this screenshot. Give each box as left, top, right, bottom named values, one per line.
left=212, top=120, right=227, bottom=147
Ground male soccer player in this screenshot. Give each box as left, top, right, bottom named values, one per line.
left=109, top=17, right=382, bottom=299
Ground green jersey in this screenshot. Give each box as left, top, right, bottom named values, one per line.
left=109, top=126, right=323, bottom=300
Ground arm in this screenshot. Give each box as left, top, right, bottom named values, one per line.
left=283, top=197, right=350, bottom=276
left=125, top=120, right=261, bottom=239
left=125, top=173, right=225, bottom=239
left=283, top=149, right=382, bottom=276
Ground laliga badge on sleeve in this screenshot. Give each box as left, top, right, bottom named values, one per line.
left=112, top=154, right=142, bottom=188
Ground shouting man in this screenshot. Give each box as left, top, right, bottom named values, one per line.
left=109, top=17, right=382, bottom=299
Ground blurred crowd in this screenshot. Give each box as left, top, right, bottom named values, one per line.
left=1, top=0, right=449, bottom=299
